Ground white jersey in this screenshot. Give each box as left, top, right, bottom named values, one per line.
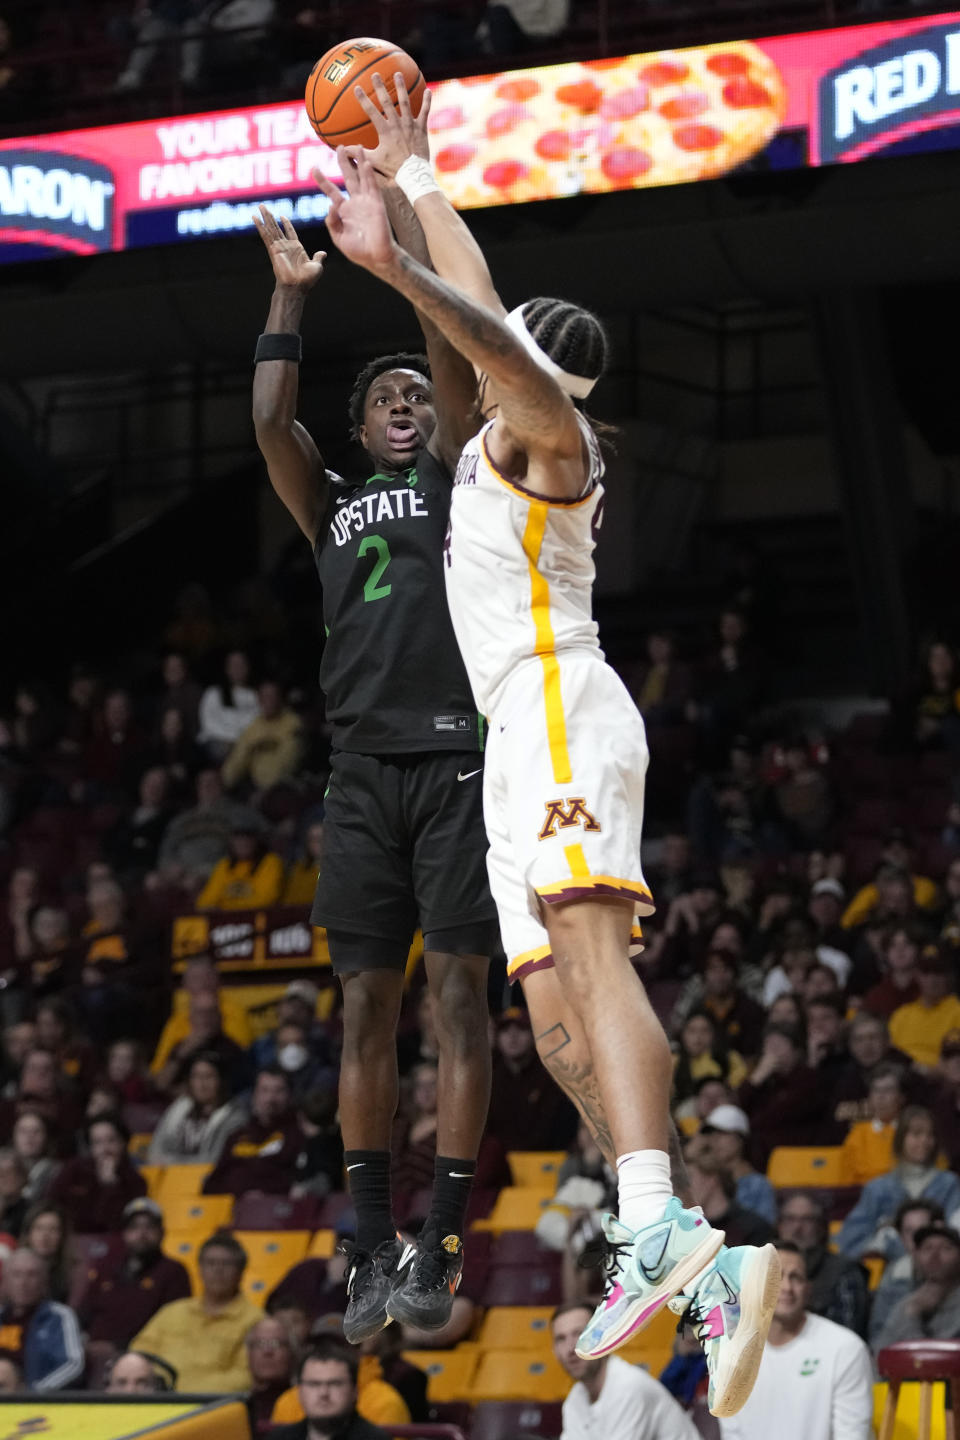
left=445, top=412, right=605, bottom=720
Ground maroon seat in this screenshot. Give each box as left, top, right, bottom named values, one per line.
left=427, top=1403, right=472, bottom=1432
left=492, top=1231, right=561, bottom=1268
left=877, top=1340, right=960, bottom=1440
left=471, top=1402, right=564, bottom=1440
left=232, top=1193, right=320, bottom=1230
left=315, top=1191, right=355, bottom=1231
left=481, top=1265, right=563, bottom=1307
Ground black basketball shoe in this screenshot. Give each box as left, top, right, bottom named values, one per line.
left=342, top=1234, right=415, bottom=1343
left=386, top=1233, right=464, bottom=1330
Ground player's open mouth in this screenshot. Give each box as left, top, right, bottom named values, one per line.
left=386, top=422, right=418, bottom=448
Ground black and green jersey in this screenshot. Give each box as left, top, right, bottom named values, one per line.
left=313, top=448, right=483, bottom=755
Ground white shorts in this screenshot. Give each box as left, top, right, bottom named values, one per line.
left=483, top=650, right=655, bottom=982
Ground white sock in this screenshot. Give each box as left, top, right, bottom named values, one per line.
left=616, top=1149, right=673, bottom=1232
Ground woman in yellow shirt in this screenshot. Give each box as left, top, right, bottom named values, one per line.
left=197, top=826, right=284, bottom=911
left=671, top=1010, right=747, bottom=1106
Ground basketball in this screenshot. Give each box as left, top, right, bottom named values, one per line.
left=305, top=37, right=425, bottom=149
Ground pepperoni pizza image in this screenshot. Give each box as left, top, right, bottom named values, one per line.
left=426, top=42, right=787, bottom=207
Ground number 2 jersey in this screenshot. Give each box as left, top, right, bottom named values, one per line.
left=313, top=447, right=483, bottom=755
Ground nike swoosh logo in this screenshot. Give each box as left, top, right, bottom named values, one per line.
left=346, top=1163, right=364, bottom=1171
left=448, top=1172, right=474, bottom=1178
left=457, top=769, right=482, bottom=782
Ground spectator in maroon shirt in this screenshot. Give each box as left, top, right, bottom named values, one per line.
left=0, top=1049, right=83, bottom=1156
left=861, top=924, right=925, bottom=1019
left=83, top=689, right=147, bottom=800
left=24, top=907, right=77, bottom=1002
left=831, top=1013, right=923, bottom=1130
left=203, top=1068, right=301, bottom=1196
left=34, top=998, right=98, bottom=1098
left=737, top=1023, right=829, bottom=1162
left=21, top=1205, right=73, bottom=1303
left=48, top=1114, right=146, bottom=1233
left=392, top=1060, right=509, bottom=1219
left=486, top=1008, right=578, bottom=1154
left=79, top=1197, right=191, bottom=1385
left=266, top=1258, right=349, bottom=1328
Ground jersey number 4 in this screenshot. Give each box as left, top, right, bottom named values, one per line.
left=358, top=534, right=392, bottom=602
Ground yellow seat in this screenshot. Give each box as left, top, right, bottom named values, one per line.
left=234, top=1231, right=310, bottom=1303
left=308, top=1229, right=336, bottom=1260
left=161, top=1194, right=234, bottom=1234
left=874, top=1381, right=947, bottom=1440
left=469, top=1347, right=569, bottom=1402
left=402, top=1346, right=481, bottom=1403
left=507, top=1152, right=567, bottom=1188
left=864, top=1255, right=886, bottom=1291
left=478, top=1307, right=554, bottom=1350
left=162, top=1231, right=202, bottom=1292
left=472, top=1188, right=554, bottom=1233
left=139, top=1164, right=164, bottom=1200
left=766, top=1146, right=844, bottom=1187
left=155, top=1163, right=213, bottom=1201
left=128, top=1133, right=152, bottom=1163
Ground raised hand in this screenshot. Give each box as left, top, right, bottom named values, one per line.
left=253, top=205, right=326, bottom=290
left=353, top=71, right=433, bottom=179
left=312, top=150, right=398, bottom=274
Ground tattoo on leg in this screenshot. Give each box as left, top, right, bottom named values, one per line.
left=535, top=1022, right=571, bottom=1061
left=535, top=1025, right=615, bottom=1164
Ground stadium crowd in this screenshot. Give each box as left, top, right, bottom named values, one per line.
left=0, top=560, right=958, bottom=1437
left=0, top=0, right=944, bottom=135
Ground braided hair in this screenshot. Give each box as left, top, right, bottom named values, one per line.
left=520, top=297, right=608, bottom=399
left=348, top=352, right=431, bottom=443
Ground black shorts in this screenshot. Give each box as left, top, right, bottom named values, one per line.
left=311, top=749, right=499, bottom=970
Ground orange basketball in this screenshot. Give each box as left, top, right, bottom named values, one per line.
left=305, top=37, right=425, bottom=149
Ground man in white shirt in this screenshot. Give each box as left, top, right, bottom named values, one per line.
left=552, top=1302, right=699, bottom=1440
left=719, top=1243, right=875, bottom=1440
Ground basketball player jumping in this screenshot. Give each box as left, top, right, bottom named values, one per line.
left=312, top=84, right=780, bottom=1417
left=251, top=187, right=498, bottom=1341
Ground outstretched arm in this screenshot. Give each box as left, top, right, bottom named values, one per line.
left=352, top=74, right=506, bottom=321
left=251, top=206, right=328, bottom=542
left=315, top=151, right=582, bottom=495
left=382, top=182, right=478, bottom=472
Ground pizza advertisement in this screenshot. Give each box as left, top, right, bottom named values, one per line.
left=2, top=9, right=960, bottom=261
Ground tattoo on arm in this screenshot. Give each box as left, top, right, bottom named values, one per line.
left=535, top=1023, right=615, bottom=1165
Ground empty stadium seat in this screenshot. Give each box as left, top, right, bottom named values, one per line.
left=478, top=1306, right=554, bottom=1350
left=403, top=1346, right=481, bottom=1403
left=471, top=1401, right=564, bottom=1440
left=154, top=1164, right=212, bottom=1201
left=308, top=1229, right=337, bottom=1259
left=162, top=1231, right=202, bottom=1291
left=139, top=1164, right=164, bottom=1200
left=767, top=1147, right=844, bottom=1187
left=481, top=1265, right=563, bottom=1307
left=469, top=1348, right=569, bottom=1403
left=507, top=1152, right=566, bottom=1188
left=160, top=1194, right=233, bottom=1234
left=232, top=1193, right=319, bottom=1231
left=473, top=1188, right=554, bottom=1233
left=491, top=1231, right=559, bottom=1268
left=234, top=1231, right=311, bottom=1302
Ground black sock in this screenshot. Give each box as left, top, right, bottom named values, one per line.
left=423, top=1155, right=476, bottom=1244
left=344, top=1150, right=395, bottom=1251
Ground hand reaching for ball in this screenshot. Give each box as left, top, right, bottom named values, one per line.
left=352, top=71, right=433, bottom=181
left=253, top=205, right=327, bottom=291
left=313, top=150, right=398, bottom=275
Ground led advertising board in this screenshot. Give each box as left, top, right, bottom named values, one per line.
left=3, top=12, right=960, bottom=263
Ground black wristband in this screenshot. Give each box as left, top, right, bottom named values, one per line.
left=255, top=332, right=302, bottom=364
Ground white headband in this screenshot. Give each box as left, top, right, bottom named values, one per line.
left=503, top=305, right=598, bottom=399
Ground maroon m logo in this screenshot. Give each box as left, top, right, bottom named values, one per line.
left=538, top=797, right=602, bottom=842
